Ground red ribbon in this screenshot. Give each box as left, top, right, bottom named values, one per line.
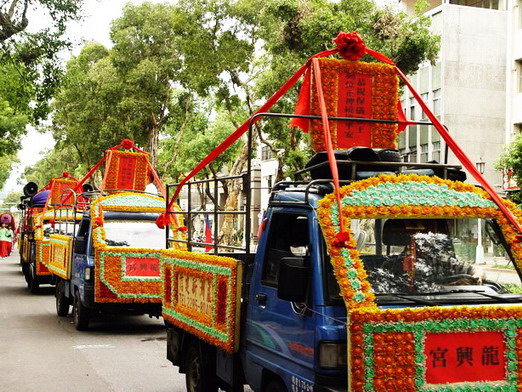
left=160, top=31, right=522, bottom=237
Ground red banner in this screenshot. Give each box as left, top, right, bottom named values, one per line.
left=424, top=331, right=506, bottom=384
left=125, top=257, right=160, bottom=277
left=117, top=156, right=137, bottom=190
left=337, top=72, right=372, bottom=147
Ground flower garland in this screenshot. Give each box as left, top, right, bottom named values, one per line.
left=350, top=306, right=522, bottom=392
left=49, top=178, right=78, bottom=207
left=95, top=248, right=163, bottom=303
left=103, top=150, right=150, bottom=192
left=35, top=241, right=51, bottom=275
left=47, top=234, right=72, bottom=279
left=160, top=249, right=242, bottom=353
left=317, top=173, right=522, bottom=390
left=309, top=59, right=399, bottom=152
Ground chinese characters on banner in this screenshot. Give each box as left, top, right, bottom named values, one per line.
left=176, top=272, right=213, bottom=319
left=424, top=332, right=506, bottom=384
left=117, top=156, right=137, bottom=190
left=337, top=72, right=372, bottom=148
left=125, top=257, right=160, bottom=277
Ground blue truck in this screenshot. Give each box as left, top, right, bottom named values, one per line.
left=160, top=42, right=522, bottom=390
left=161, top=145, right=522, bottom=392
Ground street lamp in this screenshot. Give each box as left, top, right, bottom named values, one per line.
left=475, top=157, right=485, bottom=264
left=476, top=158, right=485, bottom=175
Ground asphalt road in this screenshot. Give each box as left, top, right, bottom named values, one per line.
left=0, top=251, right=186, bottom=392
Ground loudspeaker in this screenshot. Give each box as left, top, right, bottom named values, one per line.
left=23, top=182, right=38, bottom=197
left=83, top=183, right=94, bottom=193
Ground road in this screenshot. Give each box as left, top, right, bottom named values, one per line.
left=0, top=251, right=184, bottom=392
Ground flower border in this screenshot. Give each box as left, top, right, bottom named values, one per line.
left=103, top=150, right=150, bottom=192
left=317, top=174, right=522, bottom=390
left=309, top=59, right=399, bottom=151
left=94, top=248, right=163, bottom=303
left=350, top=306, right=522, bottom=392
left=160, top=249, right=242, bottom=353
left=47, top=234, right=73, bottom=279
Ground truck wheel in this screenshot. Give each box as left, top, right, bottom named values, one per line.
left=185, top=344, right=218, bottom=392
left=55, top=280, right=70, bottom=317
left=22, top=263, right=30, bottom=284
left=264, top=379, right=287, bottom=392
left=73, top=292, right=90, bottom=331
left=29, top=267, right=39, bottom=294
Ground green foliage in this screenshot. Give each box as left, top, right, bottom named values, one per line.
left=0, top=154, right=17, bottom=190
left=1, top=1, right=84, bottom=123
left=36, top=0, right=438, bottom=188
left=22, top=145, right=84, bottom=188
left=496, top=134, right=522, bottom=204
left=3, top=191, right=21, bottom=205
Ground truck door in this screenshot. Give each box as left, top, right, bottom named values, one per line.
left=246, top=210, right=316, bottom=391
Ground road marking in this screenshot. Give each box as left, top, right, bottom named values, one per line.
left=73, top=344, right=115, bottom=350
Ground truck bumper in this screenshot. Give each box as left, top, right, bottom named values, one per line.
left=81, top=285, right=162, bottom=316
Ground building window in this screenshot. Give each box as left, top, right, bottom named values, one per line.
left=449, top=0, right=499, bottom=10
left=420, top=93, right=429, bottom=121
left=409, top=97, right=416, bottom=121
left=408, top=149, right=417, bottom=163
left=420, top=143, right=429, bottom=163
left=433, top=89, right=442, bottom=116
left=517, top=60, right=522, bottom=93
left=261, top=146, right=272, bottom=161
left=432, top=141, right=441, bottom=163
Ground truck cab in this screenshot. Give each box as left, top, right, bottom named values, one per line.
left=51, top=192, right=166, bottom=330
left=246, top=190, right=348, bottom=392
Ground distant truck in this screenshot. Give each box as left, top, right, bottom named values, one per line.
left=18, top=174, right=81, bottom=293
left=159, top=34, right=522, bottom=391
left=44, top=140, right=170, bottom=330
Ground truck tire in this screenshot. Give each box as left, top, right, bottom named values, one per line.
left=22, top=263, right=30, bottom=285
left=55, top=280, right=70, bottom=317
left=73, top=291, right=90, bottom=331
left=264, top=379, right=287, bottom=392
left=29, top=266, right=39, bottom=294
left=185, top=344, right=218, bottom=392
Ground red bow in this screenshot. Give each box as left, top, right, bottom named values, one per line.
left=333, top=32, right=366, bottom=61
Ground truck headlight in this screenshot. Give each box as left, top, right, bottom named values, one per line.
left=319, top=342, right=347, bottom=369
left=85, top=267, right=92, bottom=281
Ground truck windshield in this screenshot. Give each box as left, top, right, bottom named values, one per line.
left=325, top=218, right=522, bottom=301
left=103, top=220, right=165, bottom=249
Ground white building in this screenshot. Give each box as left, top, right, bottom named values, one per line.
left=399, top=0, right=517, bottom=190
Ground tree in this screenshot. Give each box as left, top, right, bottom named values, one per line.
left=0, top=1, right=84, bottom=186
left=254, top=0, right=440, bottom=180
left=496, top=135, right=522, bottom=204
left=51, top=3, right=182, bottom=165
left=0, top=154, right=17, bottom=190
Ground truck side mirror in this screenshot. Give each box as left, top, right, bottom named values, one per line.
left=74, top=236, right=87, bottom=254
left=277, top=257, right=309, bottom=302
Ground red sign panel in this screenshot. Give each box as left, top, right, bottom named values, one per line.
left=117, top=156, right=137, bottom=190
left=125, top=257, right=160, bottom=277
left=337, top=72, right=372, bottom=148
left=424, top=331, right=506, bottom=384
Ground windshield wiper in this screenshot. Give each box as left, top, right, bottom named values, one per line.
left=375, top=293, right=440, bottom=306
left=444, top=289, right=522, bottom=303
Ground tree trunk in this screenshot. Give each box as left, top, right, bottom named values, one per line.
left=218, top=134, right=255, bottom=247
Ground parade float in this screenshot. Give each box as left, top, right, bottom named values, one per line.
left=17, top=173, right=82, bottom=293
left=45, top=139, right=184, bottom=330
left=158, top=32, right=522, bottom=392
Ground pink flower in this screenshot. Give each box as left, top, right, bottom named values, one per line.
left=333, top=32, right=366, bottom=61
